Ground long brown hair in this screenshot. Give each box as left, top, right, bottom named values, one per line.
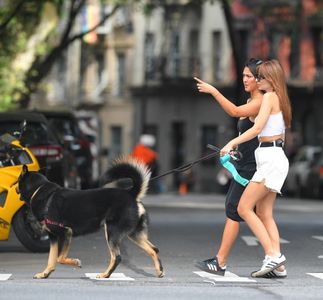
left=257, top=59, right=292, bottom=128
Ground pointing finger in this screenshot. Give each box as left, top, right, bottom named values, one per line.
left=194, top=77, right=203, bottom=83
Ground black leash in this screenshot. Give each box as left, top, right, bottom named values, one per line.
left=150, top=148, right=220, bottom=182
left=149, top=144, right=243, bottom=182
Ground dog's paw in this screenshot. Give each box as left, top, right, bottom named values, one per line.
left=96, top=272, right=110, bottom=279
left=75, top=259, right=82, bottom=268
left=157, top=270, right=165, bottom=278
left=33, top=270, right=53, bottom=279
left=57, top=257, right=82, bottom=267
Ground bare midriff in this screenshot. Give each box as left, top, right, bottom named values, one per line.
left=258, top=134, right=284, bottom=143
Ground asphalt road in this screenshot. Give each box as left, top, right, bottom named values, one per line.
left=1, top=193, right=323, bottom=300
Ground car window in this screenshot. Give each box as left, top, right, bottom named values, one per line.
left=47, top=118, right=81, bottom=139
left=0, top=121, right=57, bottom=145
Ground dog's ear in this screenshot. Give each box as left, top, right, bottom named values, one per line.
left=22, top=164, right=29, bottom=174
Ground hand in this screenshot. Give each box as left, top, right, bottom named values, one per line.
left=220, top=141, right=236, bottom=156
left=194, top=77, right=218, bottom=95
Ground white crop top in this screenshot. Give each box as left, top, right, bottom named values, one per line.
left=258, top=112, right=285, bottom=137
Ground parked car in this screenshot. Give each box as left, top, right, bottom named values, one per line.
left=0, top=111, right=80, bottom=188
left=36, top=110, right=94, bottom=189
left=284, top=146, right=321, bottom=197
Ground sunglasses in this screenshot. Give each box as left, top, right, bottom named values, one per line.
left=256, top=75, right=266, bottom=82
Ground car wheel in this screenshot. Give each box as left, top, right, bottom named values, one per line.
left=12, top=205, right=49, bottom=252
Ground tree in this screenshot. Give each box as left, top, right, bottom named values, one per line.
left=0, top=0, right=239, bottom=110
left=0, top=0, right=126, bottom=110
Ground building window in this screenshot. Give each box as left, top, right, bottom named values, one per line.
left=212, top=31, right=222, bottom=81
left=312, top=27, right=323, bottom=81
left=189, top=30, right=200, bottom=76
left=144, top=32, right=155, bottom=80
left=110, top=126, right=122, bottom=159
left=116, top=53, right=126, bottom=96
left=96, top=51, right=105, bottom=85
left=170, top=32, right=181, bottom=78
left=56, top=52, right=67, bottom=101
left=201, top=125, right=218, bottom=165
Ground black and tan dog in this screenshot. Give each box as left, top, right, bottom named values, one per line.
left=17, top=157, right=164, bottom=279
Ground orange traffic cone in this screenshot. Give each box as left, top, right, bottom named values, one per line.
left=179, top=182, right=188, bottom=195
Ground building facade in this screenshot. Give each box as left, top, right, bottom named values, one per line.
left=30, top=0, right=323, bottom=193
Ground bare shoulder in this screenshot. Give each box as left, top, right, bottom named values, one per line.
left=263, top=92, right=278, bottom=104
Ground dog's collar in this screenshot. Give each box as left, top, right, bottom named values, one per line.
left=30, top=184, right=45, bottom=204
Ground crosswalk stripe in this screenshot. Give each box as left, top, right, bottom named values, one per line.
left=194, top=271, right=256, bottom=283
left=85, top=273, right=135, bottom=281
left=312, top=236, right=323, bottom=242
left=0, top=274, right=11, bottom=281
left=241, top=236, right=289, bottom=246
left=307, top=273, right=323, bottom=280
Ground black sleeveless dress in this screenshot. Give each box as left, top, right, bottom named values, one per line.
left=225, top=118, right=258, bottom=222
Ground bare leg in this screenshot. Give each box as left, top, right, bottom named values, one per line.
left=237, top=182, right=277, bottom=257
left=256, top=192, right=285, bottom=271
left=216, top=218, right=240, bottom=267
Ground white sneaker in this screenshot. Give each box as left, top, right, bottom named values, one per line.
left=263, top=268, right=287, bottom=278
left=251, top=254, right=286, bottom=278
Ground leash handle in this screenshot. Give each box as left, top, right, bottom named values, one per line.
left=220, top=154, right=249, bottom=187
left=207, top=144, right=243, bottom=161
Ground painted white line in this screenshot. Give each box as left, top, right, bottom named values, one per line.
left=85, top=273, right=135, bottom=281
left=0, top=274, right=12, bottom=281
left=318, top=255, right=323, bottom=259
left=279, top=238, right=290, bottom=244
left=312, top=236, right=323, bottom=242
left=241, top=236, right=259, bottom=246
left=194, top=271, right=256, bottom=283
left=241, top=236, right=289, bottom=246
left=307, top=273, right=323, bottom=280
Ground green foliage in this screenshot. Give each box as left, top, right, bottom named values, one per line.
left=0, top=0, right=61, bottom=110
left=0, top=0, right=211, bottom=110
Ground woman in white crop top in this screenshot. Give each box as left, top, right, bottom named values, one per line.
left=220, top=59, right=292, bottom=278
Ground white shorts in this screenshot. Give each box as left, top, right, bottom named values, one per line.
left=251, top=146, right=289, bottom=194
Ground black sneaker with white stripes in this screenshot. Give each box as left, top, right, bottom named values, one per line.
left=251, top=254, right=286, bottom=278
left=195, top=257, right=226, bottom=276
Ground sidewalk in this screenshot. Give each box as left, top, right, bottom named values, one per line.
left=143, top=193, right=323, bottom=213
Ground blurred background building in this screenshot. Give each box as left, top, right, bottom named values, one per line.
left=27, top=0, right=323, bottom=193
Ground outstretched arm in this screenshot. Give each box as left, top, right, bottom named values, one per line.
left=194, top=77, right=261, bottom=118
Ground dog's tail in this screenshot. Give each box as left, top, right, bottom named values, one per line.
left=100, top=156, right=151, bottom=201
